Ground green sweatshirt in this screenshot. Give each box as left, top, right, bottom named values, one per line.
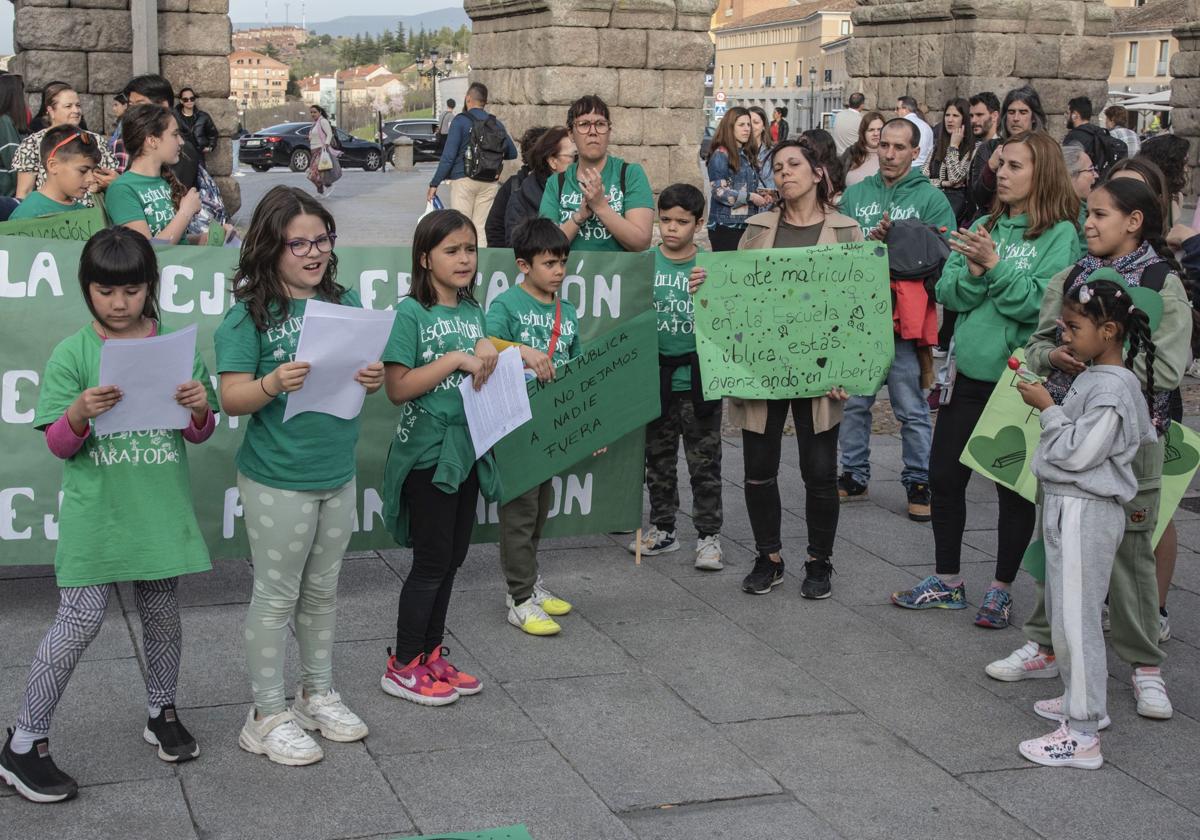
left=838, top=166, right=956, bottom=239
left=1025, top=264, right=1191, bottom=398
left=937, top=214, right=1080, bottom=382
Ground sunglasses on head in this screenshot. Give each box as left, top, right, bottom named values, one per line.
left=47, top=131, right=92, bottom=160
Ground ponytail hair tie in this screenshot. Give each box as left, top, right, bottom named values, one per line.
left=1078, top=285, right=1094, bottom=304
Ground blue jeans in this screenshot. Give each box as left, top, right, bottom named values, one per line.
left=838, top=337, right=931, bottom=488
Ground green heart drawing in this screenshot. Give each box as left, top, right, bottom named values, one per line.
left=1163, top=424, right=1200, bottom=477
left=698, top=298, right=709, bottom=308
left=967, top=425, right=1028, bottom=487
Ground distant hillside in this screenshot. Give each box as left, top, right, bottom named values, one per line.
left=234, top=8, right=469, bottom=37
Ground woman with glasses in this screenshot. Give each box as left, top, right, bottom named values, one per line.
left=13, top=81, right=119, bottom=206
left=540, top=94, right=653, bottom=252
left=1063, top=143, right=1097, bottom=254
left=175, top=87, right=218, bottom=166
left=498, top=125, right=576, bottom=247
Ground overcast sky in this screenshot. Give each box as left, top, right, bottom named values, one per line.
left=229, top=0, right=455, bottom=21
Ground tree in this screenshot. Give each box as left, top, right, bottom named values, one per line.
left=263, top=41, right=280, bottom=59
left=395, top=21, right=407, bottom=53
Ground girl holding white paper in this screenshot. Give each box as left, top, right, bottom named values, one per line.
left=379, top=209, right=500, bottom=707
left=1, top=229, right=216, bottom=803
left=215, top=186, right=383, bottom=767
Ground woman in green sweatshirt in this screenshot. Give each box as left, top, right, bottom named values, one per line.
left=891, top=132, right=1081, bottom=629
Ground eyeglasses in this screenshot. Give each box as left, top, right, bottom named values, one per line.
left=47, top=131, right=92, bottom=160
left=573, top=120, right=610, bottom=135
left=285, top=234, right=337, bottom=257
left=1074, top=166, right=1099, bottom=177
left=180, top=96, right=196, bottom=103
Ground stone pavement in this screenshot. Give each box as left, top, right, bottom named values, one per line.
left=3, top=421, right=1200, bottom=839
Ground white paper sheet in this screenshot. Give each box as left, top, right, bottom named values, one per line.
left=459, top=346, right=533, bottom=459
left=95, top=324, right=197, bottom=436
left=283, top=299, right=396, bottom=422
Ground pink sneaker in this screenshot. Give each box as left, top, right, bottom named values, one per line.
left=380, top=650, right=458, bottom=706
left=1033, top=695, right=1111, bottom=731
left=1019, top=722, right=1103, bottom=770
left=425, top=646, right=482, bottom=696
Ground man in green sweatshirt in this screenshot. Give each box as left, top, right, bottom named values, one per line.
left=836, top=118, right=956, bottom=521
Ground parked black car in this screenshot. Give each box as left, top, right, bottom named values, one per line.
left=239, top=122, right=383, bottom=173
left=382, top=118, right=440, bottom=165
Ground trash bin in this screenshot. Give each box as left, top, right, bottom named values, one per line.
left=392, top=137, right=415, bottom=171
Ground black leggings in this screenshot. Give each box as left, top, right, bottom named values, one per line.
left=394, top=466, right=480, bottom=662
left=742, top=399, right=839, bottom=561
left=708, top=225, right=745, bottom=252
left=930, top=374, right=1035, bottom=582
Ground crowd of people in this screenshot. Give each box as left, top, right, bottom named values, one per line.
left=1, top=75, right=1200, bottom=806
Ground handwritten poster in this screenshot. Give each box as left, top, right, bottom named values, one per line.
left=695, top=242, right=894, bottom=400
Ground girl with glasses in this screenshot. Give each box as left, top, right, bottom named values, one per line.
left=215, top=186, right=383, bottom=766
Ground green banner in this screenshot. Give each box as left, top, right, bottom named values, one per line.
left=493, top=310, right=660, bottom=504
left=0, top=206, right=108, bottom=241
left=961, top=350, right=1200, bottom=546
left=695, top=242, right=893, bottom=400
left=0, top=238, right=653, bottom=565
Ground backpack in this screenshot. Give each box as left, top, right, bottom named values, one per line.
left=464, top=112, right=507, bottom=181
left=883, top=218, right=950, bottom=296
left=329, top=127, right=344, bottom=152
left=1094, top=128, right=1127, bottom=176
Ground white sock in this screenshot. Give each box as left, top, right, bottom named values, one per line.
left=148, top=704, right=162, bottom=719
left=10, top=727, right=39, bottom=754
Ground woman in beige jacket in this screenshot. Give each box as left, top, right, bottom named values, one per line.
left=694, top=138, right=863, bottom=599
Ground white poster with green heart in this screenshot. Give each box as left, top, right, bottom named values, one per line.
left=960, top=349, right=1200, bottom=551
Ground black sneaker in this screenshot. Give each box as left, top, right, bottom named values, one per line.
left=837, top=472, right=868, bottom=501
left=907, top=483, right=932, bottom=522
left=741, top=555, right=785, bottom=595
left=801, top=558, right=834, bottom=600
left=144, top=706, right=199, bottom=763
left=0, top=728, right=78, bottom=803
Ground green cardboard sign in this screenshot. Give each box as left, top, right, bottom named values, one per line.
left=962, top=350, right=1200, bottom=548
left=397, top=827, right=533, bottom=840
left=0, top=238, right=653, bottom=565
left=0, top=206, right=107, bottom=241
left=695, top=242, right=894, bottom=400
left=493, top=310, right=660, bottom=504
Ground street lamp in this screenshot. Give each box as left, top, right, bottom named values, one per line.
left=808, top=64, right=817, bottom=130
left=416, top=49, right=455, bottom=80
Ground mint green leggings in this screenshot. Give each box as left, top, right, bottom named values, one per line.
left=239, top=473, right=356, bottom=715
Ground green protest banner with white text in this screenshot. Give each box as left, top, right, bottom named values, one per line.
left=695, top=242, right=893, bottom=400
left=0, top=206, right=108, bottom=242
left=0, top=237, right=652, bottom=565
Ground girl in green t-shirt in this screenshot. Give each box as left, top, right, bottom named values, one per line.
left=105, top=103, right=201, bottom=244
left=215, top=186, right=382, bottom=767
left=2, top=229, right=217, bottom=803
left=380, top=209, right=500, bottom=707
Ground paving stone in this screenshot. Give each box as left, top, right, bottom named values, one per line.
left=442, top=587, right=635, bottom=682
left=835, top=503, right=937, bottom=567
left=0, top=778, right=197, bottom=839
left=0, top=659, right=176, bottom=790
left=544, top=554, right=718, bottom=625
left=379, top=741, right=635, bottom=840
left=319, top=555, right=401, bottom=643
left=963, top=766, right=1200, bottom=839
left=604, top=615, right=855, bottom=723
left=801, top=648, right=1036, bottom=774
left=329, top=639, right=542, bottom=757
left=621, top=794, right=842, bottom=840
left=723, top=714, right=1041, bottom=840
left=178, top=704, right=411, bottom=840
left=162, top=557, right=253, bottom=607
left=505, top=674, right=781, bottom=811
left=1100, top=693, right=1200, bottom=814
left=1, top=577, right=135, bottom=667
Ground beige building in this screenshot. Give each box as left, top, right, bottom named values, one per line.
left=713, top=0, right=857, bottom=131
left=229, top=49, right=290, bottom=109
left=1106, top=0, right=1185, bottom=94
left=232, top=26, right=310, bottom=61
left=298, top=65, right=408, bottom=113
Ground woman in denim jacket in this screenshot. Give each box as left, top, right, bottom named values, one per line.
left=706, top=107, right=770, bottom=251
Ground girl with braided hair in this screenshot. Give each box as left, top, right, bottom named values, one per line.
left=1014, top=272, right=1159, bottom=769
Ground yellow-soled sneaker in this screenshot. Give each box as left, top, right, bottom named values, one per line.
left=532, top=576, right=572, bottom=616
left=508, top=598, right=562, bottom=636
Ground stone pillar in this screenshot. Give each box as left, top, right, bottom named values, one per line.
left=846, top=0, right=1113, bottom=135
left=1171, top=9, right=1200, bottom=208
left=462, top=0, right=717, bottom=191
left=10, top=0, right=240, bottom=214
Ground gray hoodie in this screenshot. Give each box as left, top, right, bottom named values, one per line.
left=1031, top=365, right=1156, bottom=503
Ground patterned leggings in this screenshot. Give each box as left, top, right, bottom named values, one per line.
left=18, top=578, right=181, bottom=736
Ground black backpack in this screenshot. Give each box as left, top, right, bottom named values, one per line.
left=884, top=218, right=950, bottom=296
left=1094, top=128, right=1127, bottom=176
left=464, top=112, right=507, bottom=182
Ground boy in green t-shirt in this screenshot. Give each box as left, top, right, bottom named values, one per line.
left=628, top=184, right=725, bottom=570
left=486, top=218, right=581, bottom=636
left=8, top=126, right=100, bottom=221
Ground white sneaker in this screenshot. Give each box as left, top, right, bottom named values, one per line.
left=531, top=576, right=572, bottom=616
left=985, top=640, right=1060, bottom=682
left=507, top=598, right=561, bottom=636
left=1033, top=695, right=1111, bottom=730
left=1132, top=667, right=1173, bottom=719
left=1159, top=612, right=1171, bottom=643
left=291, top=688, right=368, bottom=743
left=1187, top=358, right=1200, bottom=379
left=627, top=526, right=679, bottom=556
left=694, top=535, right=723, bottom=570
left=238, top=709, right=323, bottom=766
